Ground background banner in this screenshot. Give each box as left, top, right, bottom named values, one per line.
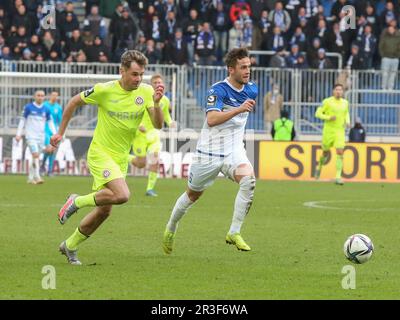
left=259, top=141, right=400, bottom=182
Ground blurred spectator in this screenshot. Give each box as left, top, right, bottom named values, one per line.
left=109, top=3, right=124, bottom=51
left=85, top=35, right=109, bottom=62
left=144, top=39, right=162, bottom=64
left=22, top=47, right=32, bottom=61
left=269, top=1, right=291, bottom=34
left=28, top=34, right=45, bottom=59
left=295, top=53, right=309, bottom=68
left=346, top=44, right=365, bottom=70
left=365, top=4, right=379, bottom=35
left=328, top=22, right=349, bottom=62
left=248, top=0, right=269, bottom=21
left=85, top=0, right=101, bottom=16
left=58, top=1, right=79, bottom=31
left=289, top=26, right=306, bottom=51
left=165, top=28, right=188, bottom=65
left=243, top=19, right=253, bottom=48
left=271, top=109, right=296, bottom=141
left=0, top=34, right=4, bottom=53
left=292, top=6, right=308, bottom=31
left=142, top=4, right=156, bottom=31
left=165, top=10, right=180, bottom=42
left=194, top=22, right=215, bottom=65
left=228, top=20, right=243, bottom=51
left=0, top=6, right=10, bottom=37
left=11, top=4, right=37, bottom=36
left=192, top=0, right=215, bottom=21
left=83, top=5, right=107, bottom=39
left=268, top=26, right=286, bottom=52
left=134, top=31, right=147, bottom=53
left=230, top=1, right=251, bottom=23
left=313, top=18, right=329, bottom=48
left=115, top=7, right=137, bottom=49
left=358, top=24, right=377, bottom=69
left=41, top=30, right=60, bottom=59
left=330, top=0, right=349, bottom=22
left=380, top=1, right=398, bottom=31
left=264, top=84, right=283, bottom=133
left=8, top=25, right=29, bottom=59
left=259, top=9, right=271, bottom=49
left=311, top=48, right=333, bottom=69
left=1, top=45, right=12, bottom=60
left=269, top=51, right=287, bottom=68
left=182, top=8, right=202, bottom=66
left=211, top=1, right=230, bottom=62
left=286, top=44, right=301, bottom=67
left=64, top=29, right=84, bottom=60
left=145, top=13, right=166, bottom=47
left=59, top=12, right=80, bottom=42
left=379, top=24, right=400, bottom=90
left=349, top=117, right=366, bottom=142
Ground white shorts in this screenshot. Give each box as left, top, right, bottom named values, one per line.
left=27, top=139, right=44, bottom=155
left=188, top=148, right=252, bottom=192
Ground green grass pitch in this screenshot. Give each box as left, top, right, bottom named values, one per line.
left=0, top=175, right=399, bottom=299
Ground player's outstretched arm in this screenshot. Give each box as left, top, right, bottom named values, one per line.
left=148, top=84, right=164, bottom=129
left=207, top=99, right=255, bottom=127
left=50, top=94, right=85, bottom=147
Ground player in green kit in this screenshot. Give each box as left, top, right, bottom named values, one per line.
left=129, top=74, right=176, bottom=197
left=314, top=83, right=350, bottom=185
left=50, top=50, right=164, bottom=265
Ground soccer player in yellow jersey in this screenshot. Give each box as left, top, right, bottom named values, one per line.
left=129, top=74, right=176, bottom=197
left=50, top=50, right=164, bottom=265
left=314, top=83, right=350, bottom=185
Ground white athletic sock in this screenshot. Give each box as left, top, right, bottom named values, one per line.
left=28, top=161, right=34, bottom=181
left=33, top=158, right=40, bottom=180
left=167, top=192, right=194, bottom=232
left=229, top=176, right=255, bottom=235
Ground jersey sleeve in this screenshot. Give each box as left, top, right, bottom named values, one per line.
left=144, top=86, right=155, bottom=109
left=249, top=83, right=259, bottom=100
left=162, top=98, right=172, bottom=126
left=345, top=101, right=350, bottom=125
left=315, top=99, right=331, bottom=121
left=205, top=86, right=224, bottom=112
left=80, top=83, right=106, bottom=106
left=22, top=104, right=30, bottom=118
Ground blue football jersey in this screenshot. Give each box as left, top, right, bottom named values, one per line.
left=197, top=78, right=258, bottom=156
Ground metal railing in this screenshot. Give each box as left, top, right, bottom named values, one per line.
left=1, top=61, right=400, bottom=137
left=249, top=50, right=343, bottom=69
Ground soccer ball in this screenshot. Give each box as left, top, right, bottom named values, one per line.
left=344, top=234, right=374, bottom=264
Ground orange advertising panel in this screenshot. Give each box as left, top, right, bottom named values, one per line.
left=259, top=141, right=400, bottom=182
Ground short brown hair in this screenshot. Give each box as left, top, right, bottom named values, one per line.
left=333, top=83, right=344, bottom=89
left=121, top=50, right=148, bottom=69
left=224, top=47, right=250, bottom=68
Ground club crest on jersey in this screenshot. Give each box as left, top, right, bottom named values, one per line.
left=103, top=169, right=111, bottom=178
left=207, top=95, right=216, bottom=106
left=84, top=87, right=94, bottom=97
left=135, top=96, right=144, bottom=105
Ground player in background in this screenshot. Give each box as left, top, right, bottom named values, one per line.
left=129, top=74, right=176, bottom=197
left=314, top=83, right=350, bottom=185
left=41, top=91, right=62, bottom=176
left=51, top=50, right=164, bottom=265
left=163, top=47, right=258, bottom=253
left=16, top=90, right=56, bottom=184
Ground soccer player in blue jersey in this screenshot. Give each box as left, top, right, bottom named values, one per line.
left=163, top=48, right=258, bottom=253
left=41, top=91, right=63, bottom=176
left=16, top=90, right=56, bottom=184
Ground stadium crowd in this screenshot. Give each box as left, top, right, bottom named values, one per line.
left=0, top=0, right=400, bottom=71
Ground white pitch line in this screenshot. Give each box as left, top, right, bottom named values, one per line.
left=303, top=200, right=397, bottom=212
